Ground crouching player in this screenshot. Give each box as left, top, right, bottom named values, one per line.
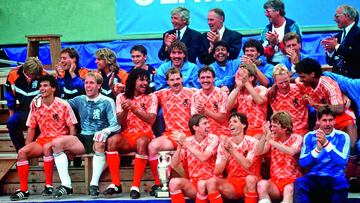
left=204, top=112, right=261, bottom=203
left=256, top=111, right=303, bottom=203
left=169, top=114, right=219, bottom=203
left=10, top=75, right=78, bottom=201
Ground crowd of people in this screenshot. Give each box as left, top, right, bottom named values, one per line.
left=4, top=0, right=360, bottom=202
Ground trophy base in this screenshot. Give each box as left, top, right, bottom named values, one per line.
left=155, top=190, right=170, bottom=198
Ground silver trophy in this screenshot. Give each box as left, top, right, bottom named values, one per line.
left=155, top=151, right=172, bottom=198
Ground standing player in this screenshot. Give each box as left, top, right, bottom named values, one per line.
left=269, top=64, right=308, bottom=135
left=204, top=112, right=261, bottom=203
left=147, top=68, right=196, bottom=195
left=227, top=64, right=268, bottom=137
left=51, top=72, right=121, bottom=198
left=9, top=75, right=77, bottom=201
left=169, top=114, right=219, bottom=203
left=191, top=66, right=230, bottom=137
left=104, top=68, right=158, bottom=199
left=256, top=111, right=303, bottom=203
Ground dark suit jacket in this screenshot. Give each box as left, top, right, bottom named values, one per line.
left=199, top=28, right=242, bottom=65
left=158, top=27, right=201, bottom=63
left=326, top=24, right=360, bottom=78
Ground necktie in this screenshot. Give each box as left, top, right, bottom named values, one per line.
left=176, top=30, right=180, bottom=40
left=341, top=29, right=346, bottom=42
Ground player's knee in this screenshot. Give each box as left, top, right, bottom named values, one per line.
left=245, top=175, right=259, bottom=190
left=206, top=177, right=218, bottom=191
left=197, top=180, right=207, bottom=195
left=137, top=137, right=150, bottom=148
left=257, top=180, right=269, bottom=193
left=94, top=141, right=105, bottom=152
left=283, top=184, right=294, bottom=195
left=148, top=140, right=159, bottom=153
left=106, top=136, right=119, bottom=150
left=169, top=178, right=182, bottom=192
left=17, top=148, right=28, bottom=160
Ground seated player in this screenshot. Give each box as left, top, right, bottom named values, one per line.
left=256, top=111, right=303, bottom=203
left=55, top=47, right=85, bottom=99
left=9, top=75, right=77, bottom=201
left=169, top=114, right=219, bottom=203
left=104, top=68, right=158, bottom=199
left=51, top=72, right=121, bottom=198
left=204, top=112, right=261, bottom=203
left=148, top=68, right=197, bottom=195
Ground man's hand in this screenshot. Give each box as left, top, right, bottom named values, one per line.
left=220, top=86, right=229, bottom=95
left=321, top=36, right=338, bottom=52
left=266, top=31, right=279, bottom=46
left=240, top=55, right=255, bottom=65
left=285, top=48, right=299, bottom=65
left=164, top=33, right=177, bottom=49
left=194, top=100, right=205, bottom=114
left=316, top=129, right=327, bottom=145
left=207, top=31, right=220, bottom=44
left=173, top=131, right=186, bottom=146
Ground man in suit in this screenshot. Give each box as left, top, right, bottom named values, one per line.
left=322, top=4, right=360, bottom=79
left=158, top=7, right=201, bottom=64
left=199, top=8, right=242, bottom=65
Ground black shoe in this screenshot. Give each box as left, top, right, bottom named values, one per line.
left=53, top=185, right=73, bottom=199
left=149, top=184, right=162, bottom=196
left=10, top=190, right=29, bottom=201
left=130, top=189, right=141, bottom=199
left=103, top=184, right=122, bottom=196
left=89, top=185, right=100, bottom=197
left=41, top=185, right=54, bottom=196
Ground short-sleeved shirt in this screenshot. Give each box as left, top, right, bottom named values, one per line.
left=156, top=88, right=197, bottom=134
left=217, top=135, right=261, bottom=177
left=235, top=86, right=268, bottom=134
left=270, top=84, right=308, bottom=135
left=191, top=87, right=230, bottom=136
left=26, top=97, right=78, bottom=138
left=116, top=93, right=158, bottom=135
left=270, top=134, right=303, bottom=181
left=181, top=134, right=219, bottom=180
left=68, top=94, right=121, bottom=136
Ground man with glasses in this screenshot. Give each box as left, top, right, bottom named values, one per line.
left=261, top=0, right=302, bottom=65
left=321, top=4, right=360, bottom=79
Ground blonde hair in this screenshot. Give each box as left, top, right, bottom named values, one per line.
left=86, top=71, right=103, bottom=85
left=95, top=48, right=119, bottom=72
left=24, top=57, right=43, bottom=75
left=272, top=64, right=289, bottom=77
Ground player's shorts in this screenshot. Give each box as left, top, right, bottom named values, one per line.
left=78, top=134, right=95, bottom=154
left=190, top=178, right=199, bottom=189
left=121, top=131, right=154, bottom=149
left=270, top=177, right=296, bottom=193
left=36, top=135, right=63, bottom=147
left=162, top=131, right=192, bottom=148
left=227, top=176, right=246, bottom=197
left=335, top=112, right=355, bottom=130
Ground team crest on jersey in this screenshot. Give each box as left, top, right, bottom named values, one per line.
left=293, top=98, right=299, bottom=107
left=213, top=102, right=218, bottom=111
left=32, top=81, right=38, bottom=88
left=140, top=103, right=147, bottom=111
left=93, top=109, right=101, bottom=119
left=53, top=113, right=58, bottom=122
left=183, top=99, right=189, bottom=107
